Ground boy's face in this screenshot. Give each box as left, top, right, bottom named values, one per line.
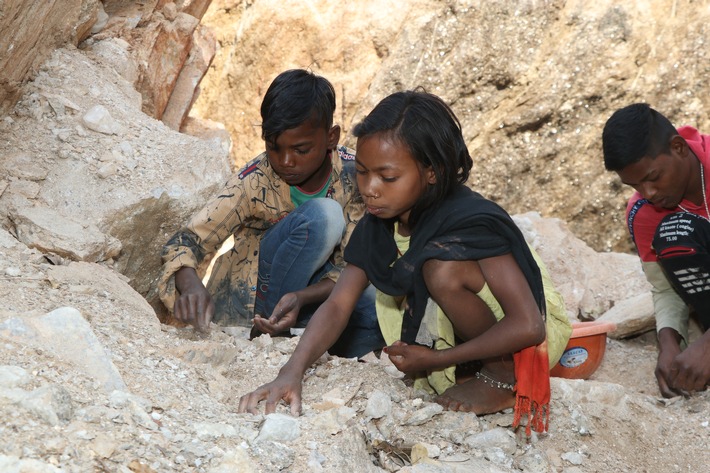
left=266, top=119, right=340, bottom=193
left=617, top=136, right=693, bottom=209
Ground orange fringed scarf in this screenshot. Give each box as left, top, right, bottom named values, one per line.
left=513, top=340, right=550, bottom=436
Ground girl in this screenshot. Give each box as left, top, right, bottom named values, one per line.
left=239, top=90, right=572, bottom=434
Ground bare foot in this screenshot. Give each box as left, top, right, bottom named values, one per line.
left=435, top=374, right=515, bottom=415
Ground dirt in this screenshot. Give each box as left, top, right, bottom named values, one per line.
left=0, top=240, right=708, bottom=472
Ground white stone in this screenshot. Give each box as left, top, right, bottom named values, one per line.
left=364, top=390, right=392, bottom=419
left=0, top=365, right=30, bottom=388
left=82, top=105, right=120, bottom=135
left=255, top=413, right=300, bottom=443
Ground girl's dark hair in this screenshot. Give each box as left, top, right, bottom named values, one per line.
left=260, top=69, right=336, bottom=145
left=602, top=103, right=678, bottom=171
left=353, top=89, right=473, bottom=226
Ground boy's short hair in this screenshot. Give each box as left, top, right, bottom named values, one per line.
left=260, top=69, right=336, bottom=144
left=602, top=103, right=678, bottom=171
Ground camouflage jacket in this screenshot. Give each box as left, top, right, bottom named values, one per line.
left=158, top=145, right=364, bottom=326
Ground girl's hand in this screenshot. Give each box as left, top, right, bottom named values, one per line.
left=253, top=292, right=301, bottom=335
left=384, top=341, right=441, bottom=374
left=238, top=367, right=303, bottom=416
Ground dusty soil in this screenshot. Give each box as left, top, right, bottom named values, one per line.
left=1, top=241, right=708, bottom=472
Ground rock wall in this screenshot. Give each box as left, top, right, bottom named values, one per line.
left=0, top=0, right=99, bottom=115
left=193, top=0, right=710, bottom=254
left=1, top=0, right=217, bottom=133
left=0, top=0, right=231, bottom=319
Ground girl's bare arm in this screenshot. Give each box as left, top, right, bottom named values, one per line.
left=238, top=264, right=370, bottom=415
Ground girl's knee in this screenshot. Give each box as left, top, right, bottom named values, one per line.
left=423, top=259, right=486, bottom=298
left=423, top=259, right=463, bottom=298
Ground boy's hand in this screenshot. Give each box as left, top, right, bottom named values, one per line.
left=238, top=369, right=303, bottom=416
left=656, top=345, right=683, bottom=398
left=666, top=333, right=710, bottom=394
left=253, top=292, right=301, bottom=335
left=384, top=340, right=440, bottom=374
left=174, top=267, right=214, bottom=331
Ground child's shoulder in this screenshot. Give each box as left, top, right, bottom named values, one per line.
left=237, top=152, right=269, bottom=180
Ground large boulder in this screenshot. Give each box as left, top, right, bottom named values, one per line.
left=514, top=211, right=651, bottom=321
left=94, top=0, right=217, bottom=128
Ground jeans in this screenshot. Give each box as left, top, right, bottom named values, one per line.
left=255, top=198, right=384, bottom=357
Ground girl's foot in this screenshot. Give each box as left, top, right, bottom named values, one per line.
left=435, top=370, right=515, bottom=414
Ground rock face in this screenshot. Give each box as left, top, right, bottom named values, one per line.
left=194, top=0, right=710, bottom=254
left=0, top=0, right=99, bottom=115
left=1, top=0, right=218, bottom=133
left=94, top=0, right=217, bottom=127
left=0, top=44, right=231, bottom=318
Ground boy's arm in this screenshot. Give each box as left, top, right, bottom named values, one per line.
left=642, top=261, right=692, bottom=397
left=642, top=261, right=690, bottom=344
left=158, top=229, right=210, bottom=316
left=159, top=170, right=257, bottom=317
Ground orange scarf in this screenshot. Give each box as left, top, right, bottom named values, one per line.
left=513, top=340, right=550, bottom=436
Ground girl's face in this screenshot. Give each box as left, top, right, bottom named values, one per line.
left=355, top=133, right=436, bottom=231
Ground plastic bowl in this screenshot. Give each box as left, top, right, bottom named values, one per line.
left=550, top=321, right=617, bottom=380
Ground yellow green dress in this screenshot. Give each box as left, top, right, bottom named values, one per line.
left=376, top=225, right=572, bottom=395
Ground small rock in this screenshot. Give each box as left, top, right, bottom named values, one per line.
left=411, top=442, right=441, bottom=463
left=97, top=162, right=118, bottom=179
left=20, top=384, right=74, bottom=426
left=162, top=2, right=178, bottom=21
left=251, top=440, right=295, bottom=470
left=0, top=365, right=30, bottom=388
left=82, top=105, right=120, bottom=135
left=464, top=427, right=517, bottom=455
left=403, top=403, right=444, bottom=426
left=91, top=2, right=109, bottom=34
left=365, top=390, right=392, bottom=419
left=561, top=451, right=585, bottom=465
left=90, top=434, right=117, bottom=458
left=311, top=406, right=356, bottom=435
left=255, top=413, right=300, bottom=443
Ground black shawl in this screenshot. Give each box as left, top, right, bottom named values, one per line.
left=344, top=185, right=545, bottom=344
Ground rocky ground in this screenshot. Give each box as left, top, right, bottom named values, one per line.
left=1, top=226, right=709, bottom=472
left=1, top=1, right=709, bottom=472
